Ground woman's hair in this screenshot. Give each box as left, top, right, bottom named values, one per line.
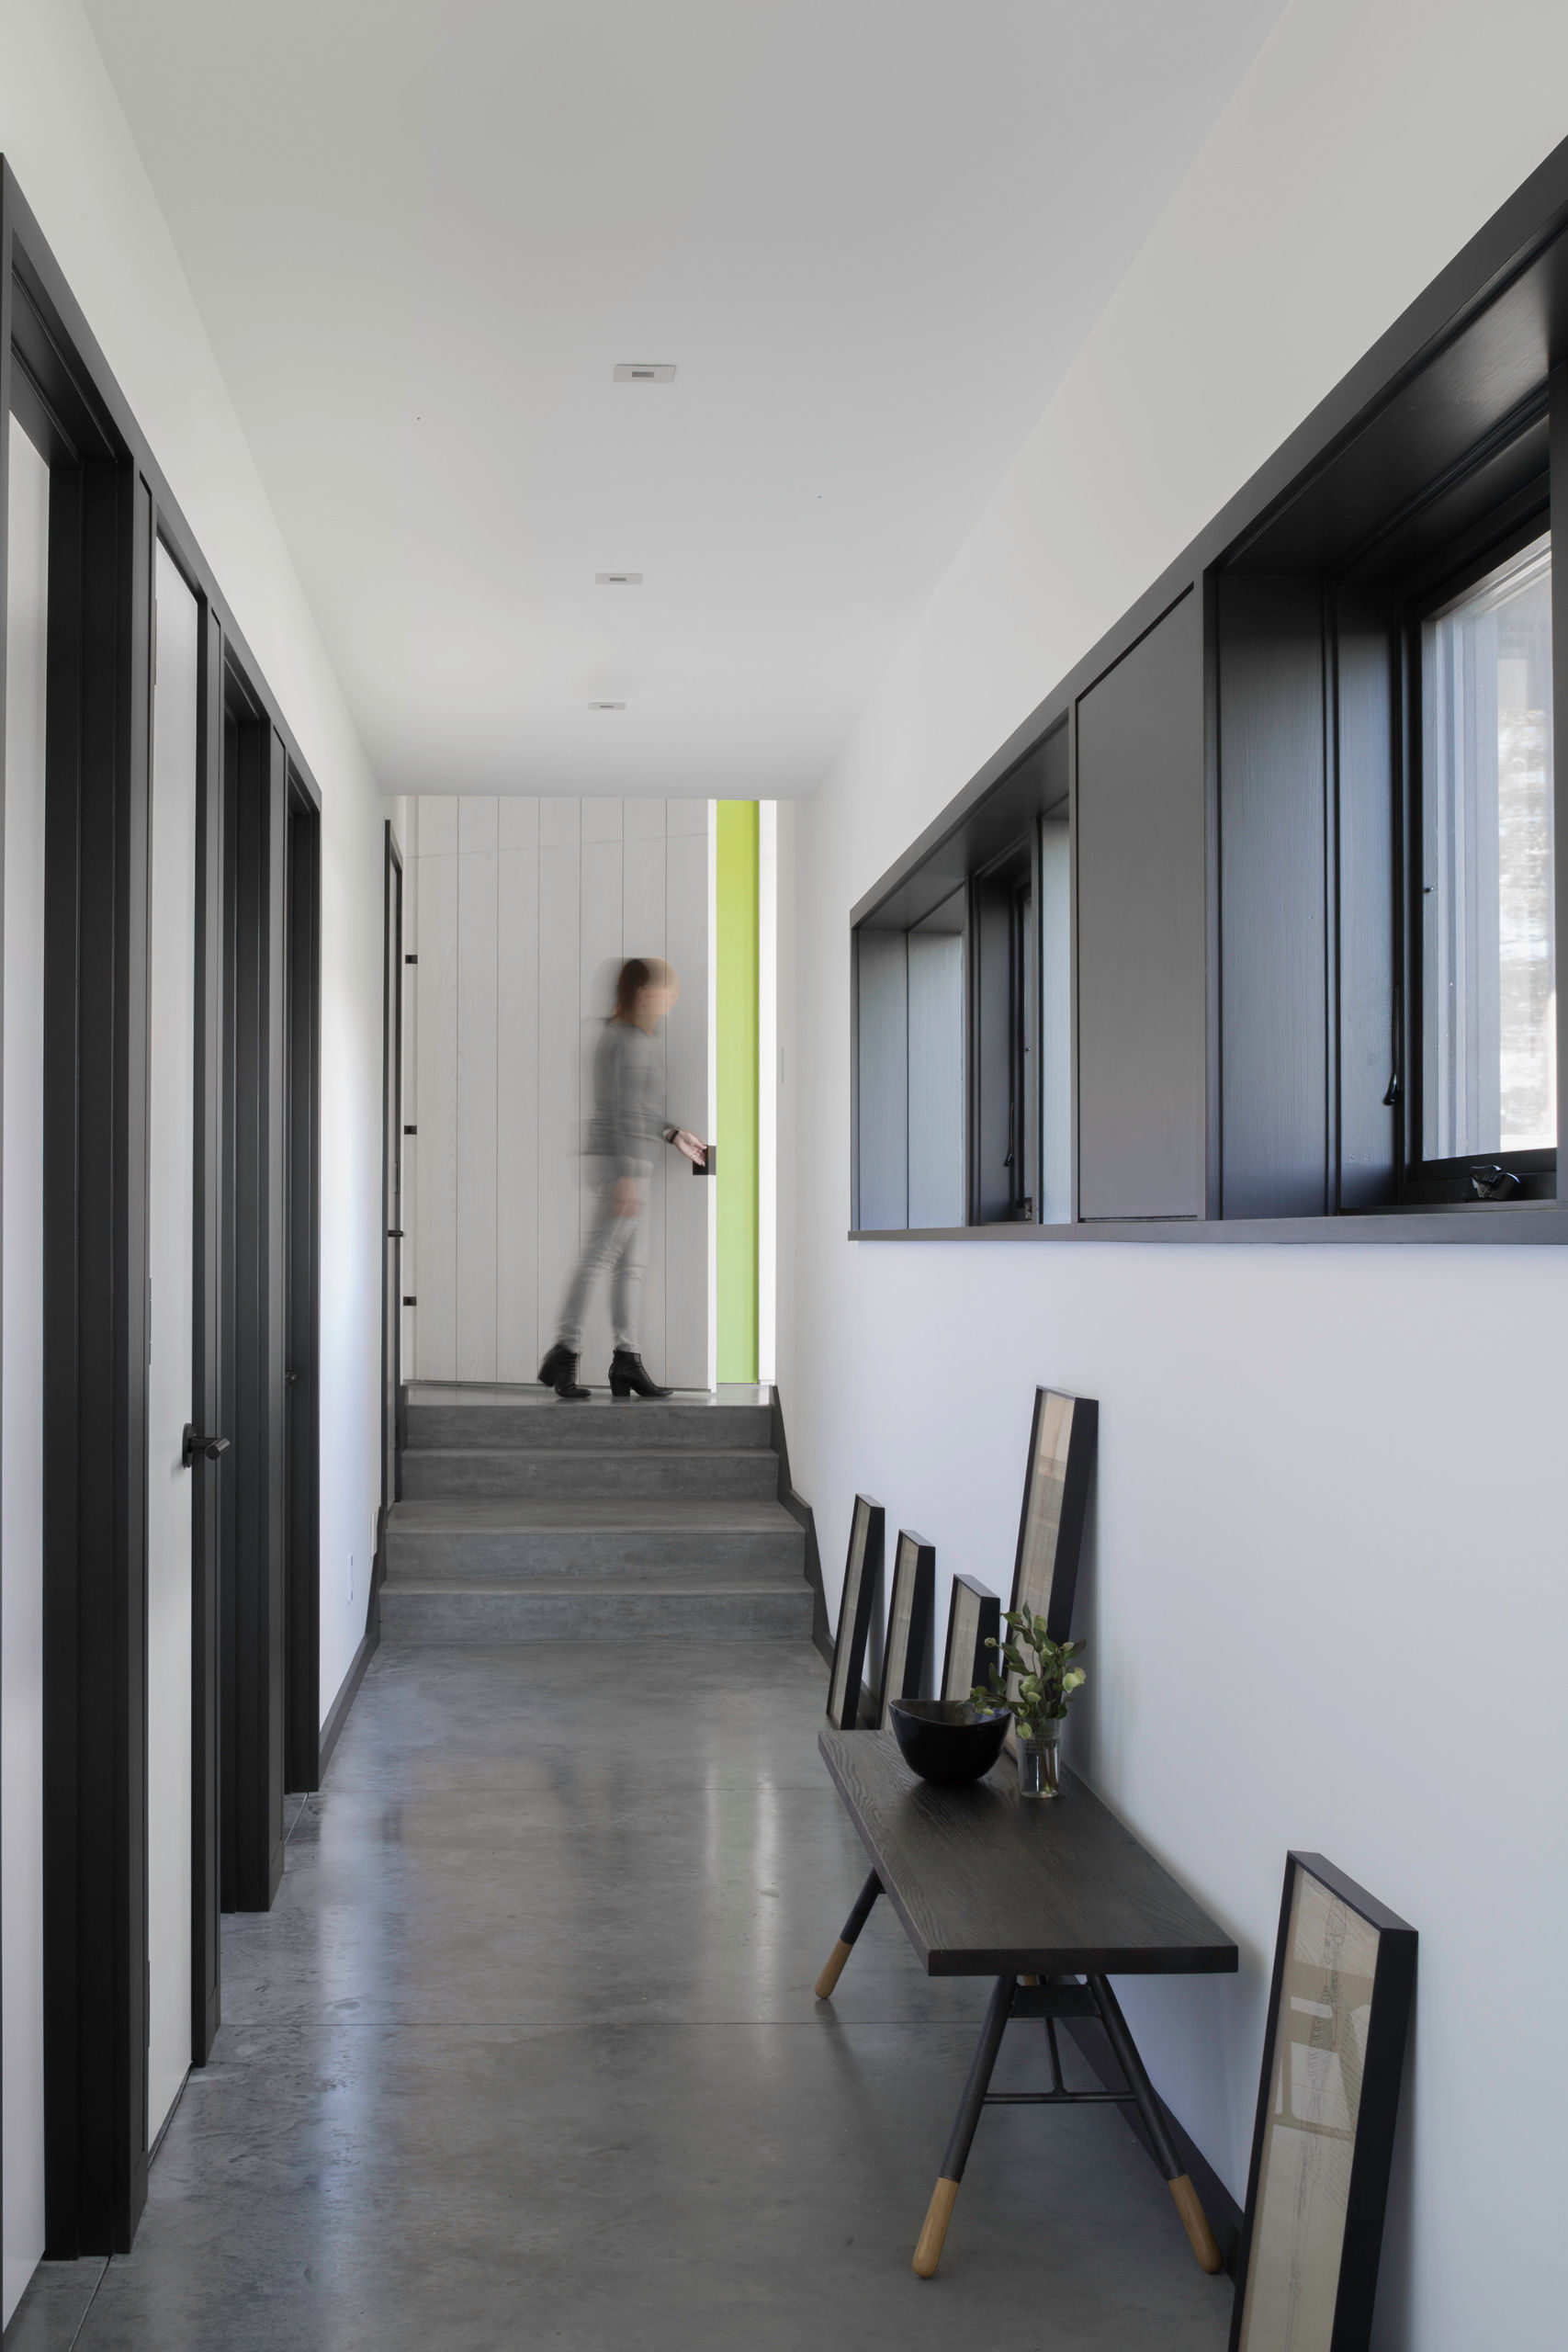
left=613, top=956, right=674, bottom=1020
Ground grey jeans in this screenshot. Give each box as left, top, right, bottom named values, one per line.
left=558, top=1179, right=647, bottom=1353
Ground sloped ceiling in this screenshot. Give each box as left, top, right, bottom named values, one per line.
left=84, top=0, right=1287, bottom=796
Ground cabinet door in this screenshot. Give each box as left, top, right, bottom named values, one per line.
left=1217, top=575, right=1329, bottom=1218
left=1076, top=591, right=1207, bottom=1219
left=856, top=931, right=908, bottom=1229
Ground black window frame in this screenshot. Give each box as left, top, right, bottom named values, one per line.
left=1395, top=497, right=1557, bottom=1205
left=848, top=138, right=1568, bottom=1249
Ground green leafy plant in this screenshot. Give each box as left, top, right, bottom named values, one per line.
left=972, top=1610, right=1087, bottom=1747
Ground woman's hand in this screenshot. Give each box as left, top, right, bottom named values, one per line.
left=671, top=1129, right=707, bottom=1166
left=612, top=1176, right=640, bottom=1218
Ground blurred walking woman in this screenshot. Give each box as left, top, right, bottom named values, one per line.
left=537, top=956, right=705, bottom=1400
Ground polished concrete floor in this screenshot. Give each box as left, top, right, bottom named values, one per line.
left=9, top=1642, right=1232, bottom=2350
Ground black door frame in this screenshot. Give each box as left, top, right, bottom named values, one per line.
left=4, top=158, right=325, bottom=2250
left=284, top=775, right=321, bottom=1793
left=221, top=678, right=287, bottom=1910
left=28, top=283, right=152, bottom=2265
left=191, top=602, right=225, bottom=2063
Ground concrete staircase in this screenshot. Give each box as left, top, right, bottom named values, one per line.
left=380, top=1385, right=815, bottom=1643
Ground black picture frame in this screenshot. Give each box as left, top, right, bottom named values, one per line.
left=1009, top=1387, right=1098, bottom=1639
left=826, top=1495, right=883, bottom=1730
left=1231, top=1853, right=1417, bottom=2352
left=876, top=1532, right=934, bottom=1725
left=940, top=1573, right=1000, bottom=1702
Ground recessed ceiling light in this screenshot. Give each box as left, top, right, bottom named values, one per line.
left=588, top=700, right=626, bottom=711
left=595, top=571, right=643, bottom=586
left=613, top=363, right=676, bottom=383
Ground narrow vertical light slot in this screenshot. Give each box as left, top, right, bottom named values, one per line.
left=757, top=802, right=778, bottom=1387
left=705, top=802, right=719, bottom=1394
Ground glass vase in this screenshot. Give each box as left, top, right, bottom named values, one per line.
left=1017, top=1724, right=1062, bottom=1800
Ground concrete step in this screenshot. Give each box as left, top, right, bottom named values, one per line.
left=404, top=1396, right=773, bottom=1453
left=383, top=1498, right=805, bottom=1582
left=379, top=1571, right=814, bottom=1645
left=400, top=1446, right=779, bottom=1502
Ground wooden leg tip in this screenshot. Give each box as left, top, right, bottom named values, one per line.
left=912, top=2177, right=960, bottom=2277
left=1169, top=2174, right=1224, bottom=2275
left=814, top=1940, right=852, bottom=2000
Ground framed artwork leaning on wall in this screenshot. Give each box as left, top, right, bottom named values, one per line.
left=1231, top=1852, right=1416, bottom=2352
left=877, top=1532, right=935, bottom=1725
left=941, top=1573, right=1001, bottom=1702
left=827, top=1495, right=884, bottom=1730
left=1009, top=1387, right=1099, bottom=1637
left=998, top=1388, right=1098, bottom=1750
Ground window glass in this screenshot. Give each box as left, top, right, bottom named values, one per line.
left=1421, top=534, right=1555, bottom=1159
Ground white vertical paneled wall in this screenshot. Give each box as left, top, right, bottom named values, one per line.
left=456, top=798, right=499, bottom=1380
left=408, top=797, right=713, bottom=1388
left=496, top=798, right=540, bottom=1381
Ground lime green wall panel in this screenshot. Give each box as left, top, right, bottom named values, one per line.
left=716, top=802, right=759, bottom=1383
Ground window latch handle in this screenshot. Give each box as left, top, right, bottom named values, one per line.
left=1469, top=1164, right=1522, bottom=1201
left=1382, top=1069, right=1400, bottom=1108
left=181, top=1425, right=231, bottom=1468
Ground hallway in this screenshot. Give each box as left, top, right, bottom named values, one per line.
left=8, top=1643, right=1229, bottom=2351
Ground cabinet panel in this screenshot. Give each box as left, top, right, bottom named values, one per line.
left=907, top=933, right=964, bottom=1228
left=1217, top=577, right=1328, bottom=1218
left=856, top=933, right=908, bottom=1229
left=1076, top=592, right=1206, bottom=1219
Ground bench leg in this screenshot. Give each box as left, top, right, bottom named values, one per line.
left=1086, top=1974, right=1224, bottom=2275
left=913, top=1973, right=1016, bottom=2277
left=813, top=1870, right=882, bottom=1999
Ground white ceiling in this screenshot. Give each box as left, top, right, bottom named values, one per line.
left=85, top=0, right=1287, bottom=798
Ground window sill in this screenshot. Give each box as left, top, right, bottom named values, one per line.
left=848, top=1201, right=1568, bottom=1246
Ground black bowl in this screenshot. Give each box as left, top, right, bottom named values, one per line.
left=889, top=1699, right=1010, bottom=1786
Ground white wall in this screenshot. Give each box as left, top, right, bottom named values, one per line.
left=3, top=419, right=49, bottom=2328
left=407, top=795, right=713, bottom=1390
left=779, top=8, right=1568, bottom=2348
left=0, top=0, right=389, bottom=1737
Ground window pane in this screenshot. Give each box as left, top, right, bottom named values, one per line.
left=1421, top=535, right=1555, bottom=1159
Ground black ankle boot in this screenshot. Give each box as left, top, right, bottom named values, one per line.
left=609, top=1349, right=671, bottom=1399
left=537, top=1342, right=590, bottom=1399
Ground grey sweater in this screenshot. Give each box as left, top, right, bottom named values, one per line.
left=588, top=1020, right=683, bottom=1178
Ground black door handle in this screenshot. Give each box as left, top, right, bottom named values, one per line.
left=388, top=1228, right=404, bottom=1238
left=182, top=1425, right=231, bottom=1468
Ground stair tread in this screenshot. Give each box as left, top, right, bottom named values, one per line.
left=401, top=1445, right=775, bottom=1462
left=407, top=1383, right=767, bottom=1408
left=387, top=1498, right=798, bottom=1532
left=383, top=1568, right=807, bottom=1595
